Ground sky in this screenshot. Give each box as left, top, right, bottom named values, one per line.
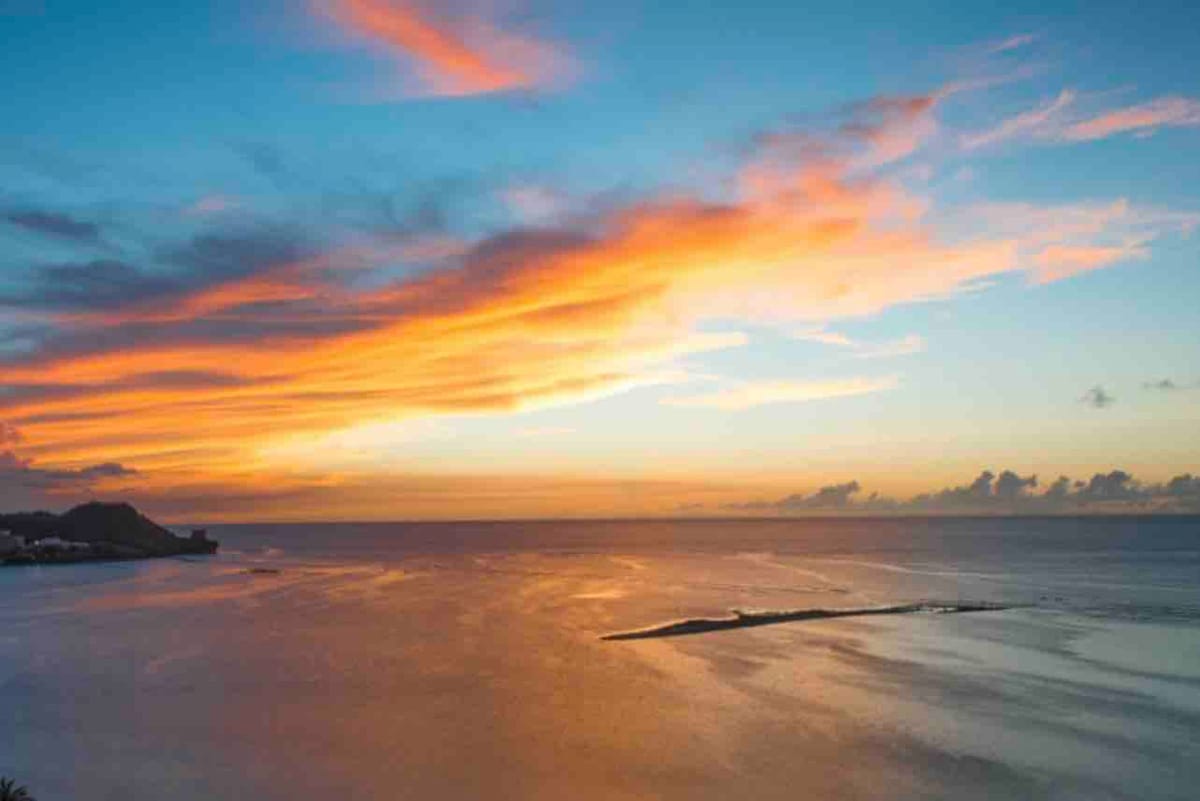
left=1, top=0, right=1198, bottom=520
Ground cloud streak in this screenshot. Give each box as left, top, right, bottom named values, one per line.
left=985, top=33, right=1037, bottom=55
left=663, top=376, right=899, bottom=410
left=1065, top=96, right=1200, bottom=141
left=961, top=199, right=1195, bottom=283
left=964, top=92, right=1200, bottom=148
left=795, top=330, right=924, bottom=359
left=320, top=0, right=571, bottom=96
left=4, top=208, right=101, bottom=243
left=961, top=89, right=1075, bottom=150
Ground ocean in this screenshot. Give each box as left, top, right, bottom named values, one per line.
left=2, top=516, right=1198, bottom=800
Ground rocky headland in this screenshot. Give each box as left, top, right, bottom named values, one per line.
left=0, top=502, right=217, bottom=566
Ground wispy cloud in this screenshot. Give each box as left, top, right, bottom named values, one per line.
left=1065, top=96, right=1200, bottom=140
left=663, top=376, right=898, bottom=410
left=985, top=33, right=1037, bottom=55
left=963, top=199, right=1196, bottom=283
left=795, top=331, right=924, bottom=359
left=1143, top=378, right=1198, bottom=392
left=964, top=92, right=1200, bottom=148
left=183, top=195, right=239, bottom=218
left=794, top=329, right=855, bottom=347
left=4, top=208, right=101, bottom=244
left=961, top=89, right=1075, bottom=149
left=318, top=0, right=572, bottom=97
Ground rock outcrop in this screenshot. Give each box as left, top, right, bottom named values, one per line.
left=0, top=502, right=217, bottom=565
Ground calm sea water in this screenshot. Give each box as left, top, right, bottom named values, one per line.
left=2, top=516, right=1198, bottom=799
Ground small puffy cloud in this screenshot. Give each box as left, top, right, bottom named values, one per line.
left=1164, top=474, right=1200, bottom=506
left=908, top=469, right=1038, bottom=509
left=1080, top=385, right=1115, bottom=409
left=1074, top=469, right=1140, bottom=501
left=994, top=469, right=1038, bottom=501
left=1044, top=475, right=1072, bottom=500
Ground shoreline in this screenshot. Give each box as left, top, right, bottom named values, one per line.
left=1, top=501, right=218, bottom=567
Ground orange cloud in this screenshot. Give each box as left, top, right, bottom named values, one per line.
left=321, top=0, right=570, bottom=96
left=1031, top=244, right=1146, bottom=283
left=2, top=87, right=1190, bottom=504
left=963, top=199, right=1196, bottom=283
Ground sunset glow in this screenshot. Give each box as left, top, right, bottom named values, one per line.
left=2, top=2, right=1197, bottom=520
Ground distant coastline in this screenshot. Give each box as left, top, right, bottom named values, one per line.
left=1, top=502, right=218, bottom=567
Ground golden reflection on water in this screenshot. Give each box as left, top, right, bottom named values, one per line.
left=8, top=544, right=1198, bottom=800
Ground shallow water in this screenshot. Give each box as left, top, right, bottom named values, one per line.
left=1, top=517, right=1198, bottom=799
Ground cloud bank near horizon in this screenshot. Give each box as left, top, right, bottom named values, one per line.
left=4, top=457, right=1197, bottom=520
left=726, top=469, right=1200, bottom=514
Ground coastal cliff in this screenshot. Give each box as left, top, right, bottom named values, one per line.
left=0, top=502, right=217, bottom=565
